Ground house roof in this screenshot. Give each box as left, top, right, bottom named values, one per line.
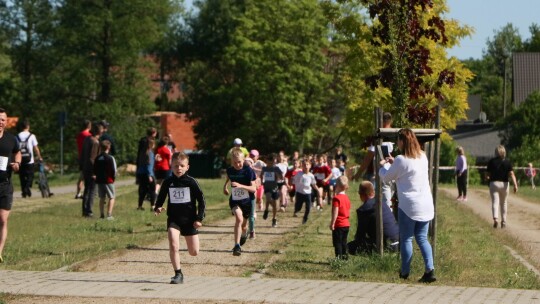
left=451, top=126, right=500, bottom=164
left=513, top=52, right=540, bottom=106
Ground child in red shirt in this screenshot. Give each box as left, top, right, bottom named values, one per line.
left=329, top=175, right=351, bottom=260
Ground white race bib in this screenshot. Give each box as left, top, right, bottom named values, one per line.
left=232, top=188, right=249, bottom=200
left=169, top=187, right=191, bottom=204
left=315, top=173, right=325, bottom=181
left=264, top=172, right=275, bottom=182
left=0, top=156, right=8, bottom=171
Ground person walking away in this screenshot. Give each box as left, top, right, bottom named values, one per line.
left=223, top=148, right=256, bottom=256
left=250, top=150, right=266, bottom=211
left=75, top=120, right=91, bottom=199
left=0, top=108, right=22, bottom=263
left=486, top=145, right=518, bottom=229
left=93, top=140, right=117, bottom=220
left=81, top=123, right=103, bottom=217
left=525, top=163, right=536, bottom=190
left=329, top=176, right=351, bottom=260
left=379, top=128, right=436, bottom=283
left=137, top=138, right=157, bottom=211
left=16, top=119, right=42, bottom=198
left=292, top=159, right=319, bottom=224
left=455, top=146, right=468, bottom=201
left=154, top=152, right=206, bottom=284
left=136, top=127, right=157, bottom=183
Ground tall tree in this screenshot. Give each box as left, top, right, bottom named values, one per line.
left=325, top=0, right=473, bottom=141
left=184, top=0, right=333, bottom=154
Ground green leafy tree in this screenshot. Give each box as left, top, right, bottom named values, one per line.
left=522, top=23, right=540, bottom=52
left=497, top=91, right=540, bottom=151
left=325, top=0, right=472, bottom=143
left=183, top=0, right=333, bottom=155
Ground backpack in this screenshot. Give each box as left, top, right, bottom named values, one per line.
left=17, top=133, right=32, bottom=164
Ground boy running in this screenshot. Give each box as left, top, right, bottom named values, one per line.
left=261, top=154, right=283, bottom=228
left=154, top=152, right=206, bottom=284
left=224, top=148, right=257, bottom=256
left=292, top=160, right=319, bottom=224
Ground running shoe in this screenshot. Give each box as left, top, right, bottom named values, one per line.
left=293, top=212, right=298, bottom=217
left=263, top=209, right=269, bottom=220
left=233, top=244, right=242, bottom=256
left=418, top=270, right=437, bottom=283
left=272, top=219, right=277, bottom=228
left=106, top=216, right=115, bottom=221
left=240, top=232, right=248, bottom=246
left=170, top=272, right=184, bottom=284
left=279, top=206, right=286, bottom=212
left=249, top=231, right=255, bottom=239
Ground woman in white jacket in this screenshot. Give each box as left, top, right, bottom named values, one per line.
left=379, top=128, right=436, bottom=283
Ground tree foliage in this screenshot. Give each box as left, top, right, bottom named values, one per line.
left=183, top=0, right=334, bottom=155
left=325, top=0, right=473, bottom=142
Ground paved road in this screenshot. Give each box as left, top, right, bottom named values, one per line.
left=1, top=270, right=540, bottom=303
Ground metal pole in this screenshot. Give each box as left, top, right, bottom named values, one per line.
left=60, top=125, right=64, bottom=176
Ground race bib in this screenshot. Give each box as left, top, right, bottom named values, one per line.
left=232, top=188, right=249, bottom=200
left=0, top=156, right=8, bottom=171
left=264, top=172, right=275, bottom=182
left=169, top=187, right=191, bottom=204
left=315, top=173, right=325, bottom=181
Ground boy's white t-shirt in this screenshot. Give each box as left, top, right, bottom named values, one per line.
left=331, top=167, right=342, bottom=179
left=293, top=171, right=317, bottom=195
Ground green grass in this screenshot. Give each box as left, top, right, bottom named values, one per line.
left=1, top=178, right=227, bottom=271
left=267, top=181, right=540, bottom=289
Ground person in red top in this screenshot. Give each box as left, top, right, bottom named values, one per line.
left=312, top=154, right=332, bottom=209
left=75, top=120, right=91, bottom=199
left=329, top=175, right=351, bottom=260
left=285, top=159, right=301, bottom=202
left=154, top=136, right=173, bottom=194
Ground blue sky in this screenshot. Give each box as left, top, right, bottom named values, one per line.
left=445, top=0, right=540, bottom=60
left=184, top=0, right=539, bottom=60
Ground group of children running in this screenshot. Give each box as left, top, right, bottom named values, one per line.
left=153, top=145, right=354, bottom=284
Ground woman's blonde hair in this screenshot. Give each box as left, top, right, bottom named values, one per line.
left=495, top=145, right=506, bottom=159
left=456, top=146, right=464, bottom=155
left=398, top=128, right=422, bottom=159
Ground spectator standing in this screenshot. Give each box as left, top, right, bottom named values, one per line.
left=99, top=120, right=116, bottom=155
left=226, top=138, right=249, bottom=165
left=155, top=136, right=173, bottom=194
left=379, top=128, right=436, bottom=283
left=75, top=120, right=91, bottom=199
left=329, top=176, right=351, bottom=260
left=166, top=133, right=177, bottom=153
left=16, top=119, right=42, bottom=198
left=0, top=108, right=21, bottom=263
left=81, top=123, right=103, bottom=217
left=525, top=163, right=536, bottom=190
left=93, top=140, right=117, bottom=220
left=334, top=146, right=348, bottom=167
left=486, top=145, right=518, bottom=229
left=455, top=146, right=468, bottom=201
left=137, top=138, right=156, bottom=211
left=136, top=127, right=157, bottom=181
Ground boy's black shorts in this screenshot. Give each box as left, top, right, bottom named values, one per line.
left=229, top=201, right=252, bottom=219
left=167, top=218, right=198, bottom=236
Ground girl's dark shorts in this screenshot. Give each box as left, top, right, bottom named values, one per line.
left=167, top=218, right=198, bottom=236
left=155, top=169, right=169, bottom=180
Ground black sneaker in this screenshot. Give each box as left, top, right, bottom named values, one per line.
left=240, top=232, right=248, bottom=246
left=170, top=272, right=184, bottom=284
left=399, top=272, right=409, bottom=280
left=263, top=210, right=269, bottom=220
left=302, top=218, right=307, bottom=224
left=233, top=244, right=242, bottom=256
left=272, top=219, right=277, bottom=227
left=418, top=270, right=436, bottom=283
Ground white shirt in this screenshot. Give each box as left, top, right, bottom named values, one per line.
left=293, top=171, right=317, bottom=195
left=379, top=153, right=433, bottom=221
left=276, top=162, right=288, bottom=183
left=17, top=131, right=38, bottom=164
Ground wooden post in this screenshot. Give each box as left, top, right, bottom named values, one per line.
left=375, top=108, right=384, bottom=255
left=431, top=106, right=441, bottom=258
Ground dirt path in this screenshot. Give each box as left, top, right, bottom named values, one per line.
left=439, top=186, right=540, bottom=272
left=75, top=205, right=321, bottom=279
